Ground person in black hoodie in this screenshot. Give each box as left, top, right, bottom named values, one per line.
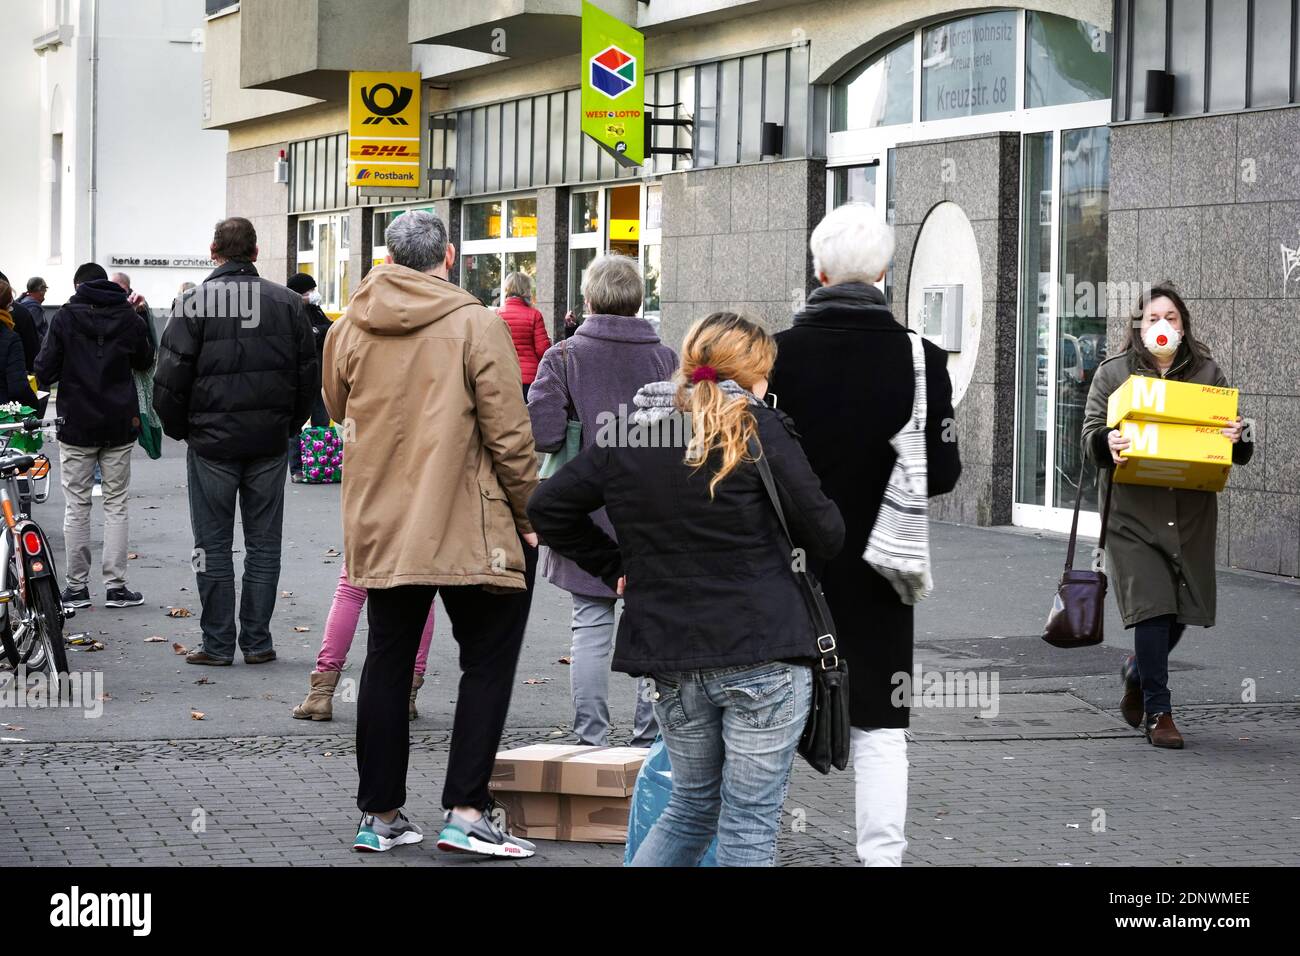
left=769, top=204, right=962, bottom=867
left=154, top=217, right=317, bottom=667
left=34, top=262, right=154, bottom=609
left=528, top=312, right=844, bottom=867
left=284, top=272, right=333, bottom=482
left=0, top=281, right=38, bottom=406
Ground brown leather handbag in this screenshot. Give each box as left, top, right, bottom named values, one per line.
left=1043, top=459, right=1114, bottom=649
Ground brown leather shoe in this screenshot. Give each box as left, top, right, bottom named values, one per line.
left=186, top=648, right=232, bottom=666
left=244, top=649, right=277, bottom=665
left=1145, top=712, right=1184, bottom=749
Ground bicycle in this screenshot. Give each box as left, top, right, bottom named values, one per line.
left=0, top=417, right=72, bottom=697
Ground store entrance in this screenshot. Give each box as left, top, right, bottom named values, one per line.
left=567, top=182, right=662, bottom=330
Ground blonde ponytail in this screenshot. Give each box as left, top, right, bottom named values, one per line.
left=677, top=312, right=777, bottom=498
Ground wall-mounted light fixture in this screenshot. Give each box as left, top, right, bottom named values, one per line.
left=273, top=148, right=289, bottom=184
left=1143, top=70, right=1174, bottom=116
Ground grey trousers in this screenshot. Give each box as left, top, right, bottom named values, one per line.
left=59, top=442, right=134, bottom=590
left=570, top=593, right=658, bottom=747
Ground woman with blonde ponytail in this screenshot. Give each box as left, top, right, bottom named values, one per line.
left=529, top=311, right=844, bottom=867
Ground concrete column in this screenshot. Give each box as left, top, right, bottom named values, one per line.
left=227, top=143, right=291, bottom=284
left=535, top=186, right=570, bottom=341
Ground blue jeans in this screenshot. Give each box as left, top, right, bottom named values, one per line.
left=630, top=660, right=812, bottom=867
left=186, top=448, right=287, bottom=660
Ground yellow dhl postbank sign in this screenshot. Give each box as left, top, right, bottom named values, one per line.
left=1114, top=420, right=1233, bottom=492
left=348, top=71, right=421, bottom=189
left=1106, top=375, right=1237, bottom=429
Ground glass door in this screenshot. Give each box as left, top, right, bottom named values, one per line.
left=1012, top=124, right=1111, bottom=535
left=567, top=183, right=652, bottom=325
left=295, top=213, right=351, bottom=317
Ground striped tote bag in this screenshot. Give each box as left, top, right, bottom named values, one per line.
left=863, top=330, right=933, bottom=605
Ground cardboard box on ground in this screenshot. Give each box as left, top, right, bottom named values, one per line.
left=490, top=744, right=650, bottom=844
left=1107, top=375, right=1239, bottom=492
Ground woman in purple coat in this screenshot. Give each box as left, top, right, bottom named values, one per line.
left=528, top=254, right=677, bottom=747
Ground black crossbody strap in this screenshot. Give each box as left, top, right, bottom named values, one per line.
left=559, top=339, right=577, bottom=423
left=748, top=438, right=838, bottom=669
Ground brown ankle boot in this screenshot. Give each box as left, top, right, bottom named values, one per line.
left=292, top=670, right=339, bottom=721
left=1145, top=712, right=1184, bottom=749
left=409, top=673, right=424, bottom=721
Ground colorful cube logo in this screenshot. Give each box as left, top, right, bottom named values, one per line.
left=590, top=45, right=636, bottom=98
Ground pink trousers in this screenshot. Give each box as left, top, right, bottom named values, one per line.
left=315, top=561, right=434, bottom=676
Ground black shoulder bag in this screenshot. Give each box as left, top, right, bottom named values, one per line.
left=749, top=439, right=851, bottom=774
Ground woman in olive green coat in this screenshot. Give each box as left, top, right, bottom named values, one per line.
left=1080, top=285, right=1252, bottom=750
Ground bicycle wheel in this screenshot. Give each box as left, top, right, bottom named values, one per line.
left=28, top=577, right=67, bottom=691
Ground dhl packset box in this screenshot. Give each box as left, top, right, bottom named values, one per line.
left=489, top=744, right=649, bottom=843
left=1106, top=375, right=1238, bottom=492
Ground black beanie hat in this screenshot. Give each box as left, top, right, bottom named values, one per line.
left=287, top=272, right=317, bottom=295
left=74, top=262, right=109, bottom=285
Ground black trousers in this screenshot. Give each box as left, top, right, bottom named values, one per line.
left=355, top=541, right=538, bottom=814
left=1134, top=613, right=1186, bottom=715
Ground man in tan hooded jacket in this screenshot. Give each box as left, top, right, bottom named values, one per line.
left=322, top=210, right=542, bottom=858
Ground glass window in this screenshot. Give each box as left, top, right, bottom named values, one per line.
left=1169, top=2, right=1207, bottom=115
left=1210, top=0, right=1248, bottom=111
left=1055, top=126, right=1110, bottom=511
left=696, top=63, right=719, bottom=168
left=548, top=94, right=565, bottom=184
left=464, top=201, right=502, bottom=240
left=831, top=36, right=914, bottom=131
left=740, top=55, right=763, bottom=162
left=921, top=11, right=1018, bottom=120
left=531, top=96, right=548, bottom=187
left=1016, top=131, right=1053, bottom=508
left=565, top=89, right=582, bottom=183
left=787, top=43, right=809, bottom=158
left=501, top=101, right=517, bottom=191
left=645, top=183, right=663, bottom=232
left=832, top=165, right=877, bottom=207
left=571, top=191, right=599, bottom=234
left=297, top=220, right=314, bottom=253
left=1129, top=0, right=1167, bottom=116
left=1025, top=12, right=1112, bottom=108
left=719, top=59, right=740, bottom=165
left=676, top=67, right=695, bottom=168
left=642, top=244, right=661, bottom=318
left=507, top=198, right=538, bottom=238
left=506, top=251, right=537, bottom=290
left=569, top=247, right=597, bottom=316
left=462, top=252, right=503, bottom=307
left=1251, top=0, right=1292, bottom=107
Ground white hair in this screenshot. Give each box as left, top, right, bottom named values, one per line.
left=809, top=203, right=895, bottom=285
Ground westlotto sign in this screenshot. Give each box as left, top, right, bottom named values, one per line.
left=348, top=71, right=421, bottom=189
left=580, top=1, right=644, bottom=167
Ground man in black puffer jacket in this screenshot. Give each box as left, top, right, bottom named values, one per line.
left=35, top=261, right=154, bottom=610
left=154, top=217, right=318, bottom=667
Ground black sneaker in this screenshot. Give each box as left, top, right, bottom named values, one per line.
left=61, top=586, right=92, bottom=609
left=104, top=587, right=144, bottom=608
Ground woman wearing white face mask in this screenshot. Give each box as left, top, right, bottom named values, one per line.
left=1081, top=285, right=1251, bottom=749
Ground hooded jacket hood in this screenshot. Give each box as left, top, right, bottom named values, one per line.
left=70, top=278, right=130, bottom=309
left=345, top=263, right=480, bottom=336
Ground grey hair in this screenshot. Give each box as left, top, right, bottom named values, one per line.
left=385, top=210, right=448, bottom=273
left=504, top=271, right=532, bottom=305
left=581, top=254, right=643, bottom=316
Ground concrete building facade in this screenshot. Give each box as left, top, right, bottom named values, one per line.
left=0, top=0, right=228, bottom=309
left=203, top=0, right=1297, bottom=577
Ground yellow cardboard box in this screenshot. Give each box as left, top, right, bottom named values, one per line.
left=1114, top=420, right=1233, bottom=492
left=1106, top=375, right=1238, bottom=429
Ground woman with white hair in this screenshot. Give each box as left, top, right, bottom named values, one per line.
left=768, top=203, right=962, bottom=866
left=528, top=254, right=677, bottom=749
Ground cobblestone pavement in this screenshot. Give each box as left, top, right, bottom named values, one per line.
left=3, top=698, right=1296, bottom=867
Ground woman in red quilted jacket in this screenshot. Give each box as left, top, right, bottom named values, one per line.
left=497, top=273, right=552, bottom=400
